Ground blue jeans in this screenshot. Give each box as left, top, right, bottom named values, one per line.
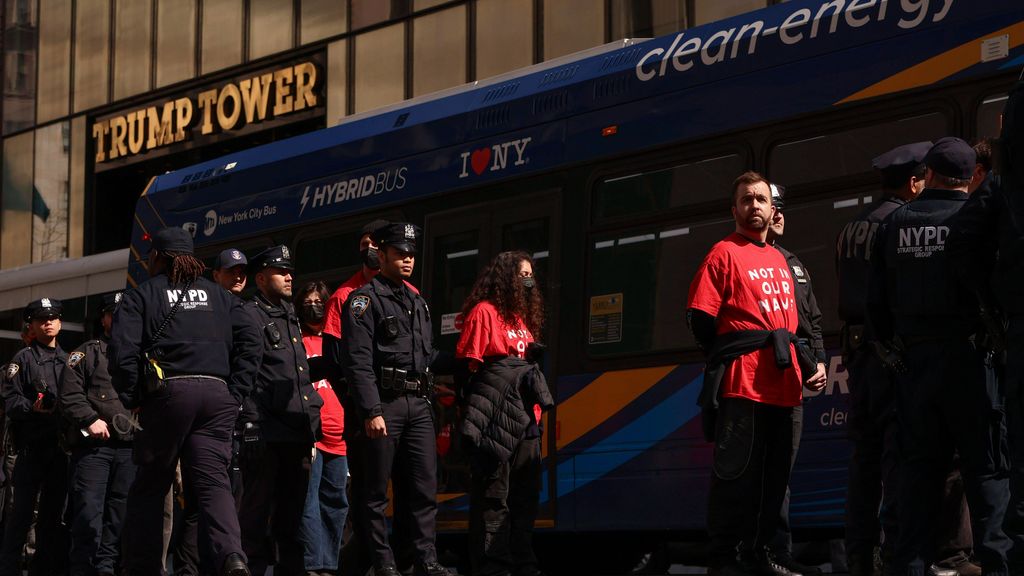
left=301, top=448, right=349, bottom=571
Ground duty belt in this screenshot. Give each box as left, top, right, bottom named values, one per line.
left=378, top=367, right=432, bottom=396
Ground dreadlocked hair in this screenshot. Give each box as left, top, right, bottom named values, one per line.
left=461, top=250, right=544, bottom=338
left=163, top=251, right=206, bottom=286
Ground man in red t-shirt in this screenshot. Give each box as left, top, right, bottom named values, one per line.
left=687, top=171, right=820, bottom=576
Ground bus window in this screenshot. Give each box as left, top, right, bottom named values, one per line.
left=294, top=229, right=365, bottom=280
left=591, top=153, right=745, bottom=221
left=770, top=112, right=948, bottom=186
left=429, top=229, right=482, bottom=350
left=977, top=94, right=1008, bottom=140
left=587, top=215, right=733, bottom=355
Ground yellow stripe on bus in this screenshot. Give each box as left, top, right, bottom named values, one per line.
left=555, top=365, right=676, bottom=452
left=838, top=21, right=1024, bottom=105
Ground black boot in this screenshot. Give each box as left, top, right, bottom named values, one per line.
left=771, top=553, right=822, bottom=576
left=416, top=562, right=457, bottom=576
left=757, top=549, right=803, bottom=576
left=221, top=553, right=251, bottom=576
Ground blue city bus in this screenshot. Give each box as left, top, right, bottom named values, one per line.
left=127, top=0, right=1024, bottom=566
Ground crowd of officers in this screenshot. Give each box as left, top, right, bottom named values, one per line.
left=0, top=219, right=550, bottom=576
left=687, top=81, right=1024, bottom=576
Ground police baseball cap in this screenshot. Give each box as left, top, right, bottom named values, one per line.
left=215, top=248, right=248, bottom=270
left=150, top=227, right=194, bottom=255
left=99, top=292, right=122, bottom=314
left=361, top=219, right=391, bottom=237
left=924, top=137, right=977, bottom=180
left=872, top=141, right=932, bottom=175
left=24, top=298, right=62, bottom=321
left=249, top=245, right=295, bottom=271
left=770, top=183, right=786, bottom=210
left=372, top=222, right=422, bottom=253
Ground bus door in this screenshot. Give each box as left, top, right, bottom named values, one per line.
left=423, top=190, right=561, bottom=529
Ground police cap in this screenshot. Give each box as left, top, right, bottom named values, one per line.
left=872, top=141, right=932, bottom=176
left=924, top=137, right=976, bottom=180
left=770, top=183, right=786, bottom=210
left=99, top=292, right=122, bottom=314
left=24, top=298, right=62, bottom=321
left=361, top=219, right=390, bottom=237
left=372, top=222, right=421, bottom=253
left=215, top=248, right=248, bottom=270
left=151, top=227, right=194, bottom=255
left=249, top=245, right=295, bottom=272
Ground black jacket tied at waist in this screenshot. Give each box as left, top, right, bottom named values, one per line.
left=698, top=328, right=815, bottom=442
left=459, top=357, right=554, bottom=462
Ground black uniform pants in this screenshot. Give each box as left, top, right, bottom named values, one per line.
left=68, top=443, right=136, bottom=576
left=0, top=440, right=68, bottom=576
left=769, top=403, right=803, bottom=559
left=1002, top=317, right=1024, bottom=571
left=469, top=435, right=542, bottom=576
left=238, top=440, right=310, bottom=576
left=893, top=340, right=1009, bottom=576
left=340, top=418, right=373, bottom=576
left=844, top=345, right=900, bottom=566
left=121, top=378, right=243, bottom=575
left=358, top=394, right=438, bottom=569
left=707, top=397, right=795, bottom=568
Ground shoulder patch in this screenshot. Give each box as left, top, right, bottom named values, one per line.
left=351, top=295, right=370, bottom=318
left=5, top=363, right=18, bottom=381
left=68, top=351, right=86, bottom=368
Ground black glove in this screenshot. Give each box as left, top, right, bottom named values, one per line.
left=871, top=339, right=907, bottom=375
left=241, top=421, right=265, bottom=462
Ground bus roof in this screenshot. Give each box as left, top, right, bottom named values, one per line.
left=131, top=0, right=1024, bottom=282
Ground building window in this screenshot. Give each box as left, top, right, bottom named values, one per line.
left=4, top=0, right=40, bottom=132
left=249, top=0, right=294, bottom=60
left=412, top=6, right=466, bottom=96
left=543, top=0, right=605, bottom=60
left=354, top=23, right=406, bottom=113
left=351, top=0, right=410, bottom=31
left=114, top=0, right=153, bottom=100
left=327, top=39, right=348, bottom=125
left=157, top=0, right=196, bottom=87
left=2, top=132, right=35, bottom=268
left=475, top=0, right=533, bottom=80
left=301, top=0, right=348, bottom=44
left=73, top=0, right=111, bottom=112
left=610, top=0, right=686, bottom=39
left=202, top=0, right=243, bottom=74
left=33, top=123, right=71, bottom=263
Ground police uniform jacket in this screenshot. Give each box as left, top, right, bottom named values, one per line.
left=836, top=194, right=906, bottom=326
left=108, top=273, right=261, bottom=408
left=242, top=293, right=323, bottom=444
left=777, top=244, right=826, bottom=362
left=341, top=274, right=434, bottom=420
left=58, top=337, right=133, bottom=448
left=868, top=188, right=975, bottom=342
left=1, top=341, right=67, bottom=450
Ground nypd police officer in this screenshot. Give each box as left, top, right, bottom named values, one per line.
left=341, top=222, right=454, bottom=576
left=0, top=298, right=69, bottom=576
left=109, top=227, right=261, bottom=576
left=59, top=292, right=137, bottom=576
left=837, top=141, right=931, bottom=575
left=867, top=138, right=1010, bottom=576
left=237, top=244, right=324, bottom=576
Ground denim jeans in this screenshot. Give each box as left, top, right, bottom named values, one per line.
left=301, top=448, right=349, bottom=571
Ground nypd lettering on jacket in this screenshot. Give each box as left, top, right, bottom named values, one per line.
left=166, top=288, right=211, bottom=309
left=838, top=220, right=882, bottom=261
left=896, top=225, right=949, bottom=257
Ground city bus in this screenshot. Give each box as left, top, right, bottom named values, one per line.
left=126, top=0, right=1024, bottom=568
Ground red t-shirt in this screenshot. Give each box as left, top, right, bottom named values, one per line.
left=302, top=329, right=346, bottom=455
left=323, top=269, right=420, bottom=339
left=456, top=301, right=541, bottom=421
left=687, top=232, right=802, bottom=407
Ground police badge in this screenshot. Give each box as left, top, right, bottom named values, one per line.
left=351, top=295, right=370, bottom=318
left=68, top=351, right=86, bottom=368
left=405, top=224, right=415, bottom=239
left=282, top=246, right=290, bottom=259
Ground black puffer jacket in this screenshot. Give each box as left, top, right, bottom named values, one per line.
left=460, top=357, right=553, bottom=462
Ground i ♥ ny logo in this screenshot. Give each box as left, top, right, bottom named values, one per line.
left=458, top=137, right=531, bottom=179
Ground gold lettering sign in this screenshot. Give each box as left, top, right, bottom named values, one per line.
left=92, top=61, right=320, bottom=163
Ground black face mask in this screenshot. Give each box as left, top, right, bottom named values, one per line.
left=521, top=276, right=536, bottom=290
left=303, top=302, right=325, bottom=323
left=361, top=246, right=380, bottom=270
